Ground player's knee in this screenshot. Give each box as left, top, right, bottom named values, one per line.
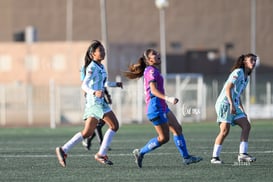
left=111, top=123, right=119, bottom=132
left=159, top=135, right=169, bottom=144
left=243, top=123, right=251, bottom=132
left=220, top=129, right=229, bottom=138
left=81, top=131, right=92, bottom=138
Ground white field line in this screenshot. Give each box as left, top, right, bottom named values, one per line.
left=0, top=138, right=272, bottom=144
left=0, top=150, right=273, bottom=158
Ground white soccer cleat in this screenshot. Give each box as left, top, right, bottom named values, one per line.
left=211, top=157, right=224, bottom=164
left=238, top=153, right=256, bottom=162
left=94, top=153, right=113, bottom=165
left=55, top=147, right=67, bottom=167
left=82, top=140, right=88, bottom=147
left=133, top=149, right=143, bottom=168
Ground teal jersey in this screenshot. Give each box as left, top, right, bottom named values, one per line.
left=80, top=65, right=85, bottom=81
left=216, top=68, right=249, bottom=106
left=81, top=61, right=107, bottom=95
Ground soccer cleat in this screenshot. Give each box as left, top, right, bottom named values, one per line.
left=55, top=147, right=67, bottom=167
left=238, top=153, right=256, bottom=162
left=94, top=153, right=113, bottom=165
left=82, top=139, right=87, bottom=147
left=211, top=157, right=224, bottom=164
left=133, top=149, right=144, bottom=168
left=183, top=155, right=203, bottom=165
left=82, top=138, right=92, bottom=150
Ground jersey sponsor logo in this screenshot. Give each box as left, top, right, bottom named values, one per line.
left=149, top=69, right=154, bottom=75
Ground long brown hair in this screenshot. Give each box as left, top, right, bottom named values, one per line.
left=83, top=40, right=103, bottom=77
left=124, top=49, right=156, bottom=79
left=230, top=53, right=257, bottom=75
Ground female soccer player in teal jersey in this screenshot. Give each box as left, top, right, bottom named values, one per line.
left=124, top=49, right=202, bottom=168
left=80, top=64, right=117, bottom=151
left=211, top=53, right=257, bottom=164
left=56, top=40, right=122, bottom=167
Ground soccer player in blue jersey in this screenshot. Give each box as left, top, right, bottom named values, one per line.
left=211, top=53, right=257, bottom=164
left=56, top=40, right=122, bottom=167
left=124, top=49, right=202, bottom=168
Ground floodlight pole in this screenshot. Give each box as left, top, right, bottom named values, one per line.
left=66, top=0, right=73, bottom=41
left=100, top=0, right=109, bottom=73
left=155, top=0, right=169, bottom=77
left=250, top=0, right=256, bottom=103
left=159, top=8, right=167, bottom=77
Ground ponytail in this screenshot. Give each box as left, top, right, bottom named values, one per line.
left=230, top=54, right=245, bottom=73
left=124, top=48, right=158, bottom=79
left=124, top=57, right=147, bottom=79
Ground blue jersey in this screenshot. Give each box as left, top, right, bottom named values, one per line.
left=216, top=68, right=249, bottom=106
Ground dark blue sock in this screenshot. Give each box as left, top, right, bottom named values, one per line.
left=173, top=135, right=189, bottom=158
left=139, top=137, right=161, bottom=156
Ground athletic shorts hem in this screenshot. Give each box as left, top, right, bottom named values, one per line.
left=217, top=114, right=246, bottom=126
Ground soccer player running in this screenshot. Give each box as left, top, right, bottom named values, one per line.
left=124, top=48, right=202, bottom=168
left=80, top=65, right=115, bottom=151
left=55, top=40, right=122, bottom=167
left=211, top=53, right=257, bottom=164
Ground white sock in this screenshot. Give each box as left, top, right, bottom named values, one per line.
left=212, top=144, right=222, bottom=157
left=98, top=129, right=116, bottom=156
left=239, top=141, right=248, bottom=154
left=62, top=132, right=83, bottom=153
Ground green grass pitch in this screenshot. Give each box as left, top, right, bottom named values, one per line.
left=0, top=120, right=272, bottom=182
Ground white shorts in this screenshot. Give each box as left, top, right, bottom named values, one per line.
left=83, top=94, right=111, bottom=120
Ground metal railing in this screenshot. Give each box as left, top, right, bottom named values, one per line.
left=1, top=75, right=272, bottom=128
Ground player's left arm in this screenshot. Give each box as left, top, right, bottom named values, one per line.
left=103, top=87, right=112, bottom=104
left=106, top=81, right=123, bottom=88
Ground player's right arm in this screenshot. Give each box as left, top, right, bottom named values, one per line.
left=81, top=65, right=102, bottom=97
left=149, top=81, right=178, bottom=105
left=226, top=82, right=236, bottom=114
